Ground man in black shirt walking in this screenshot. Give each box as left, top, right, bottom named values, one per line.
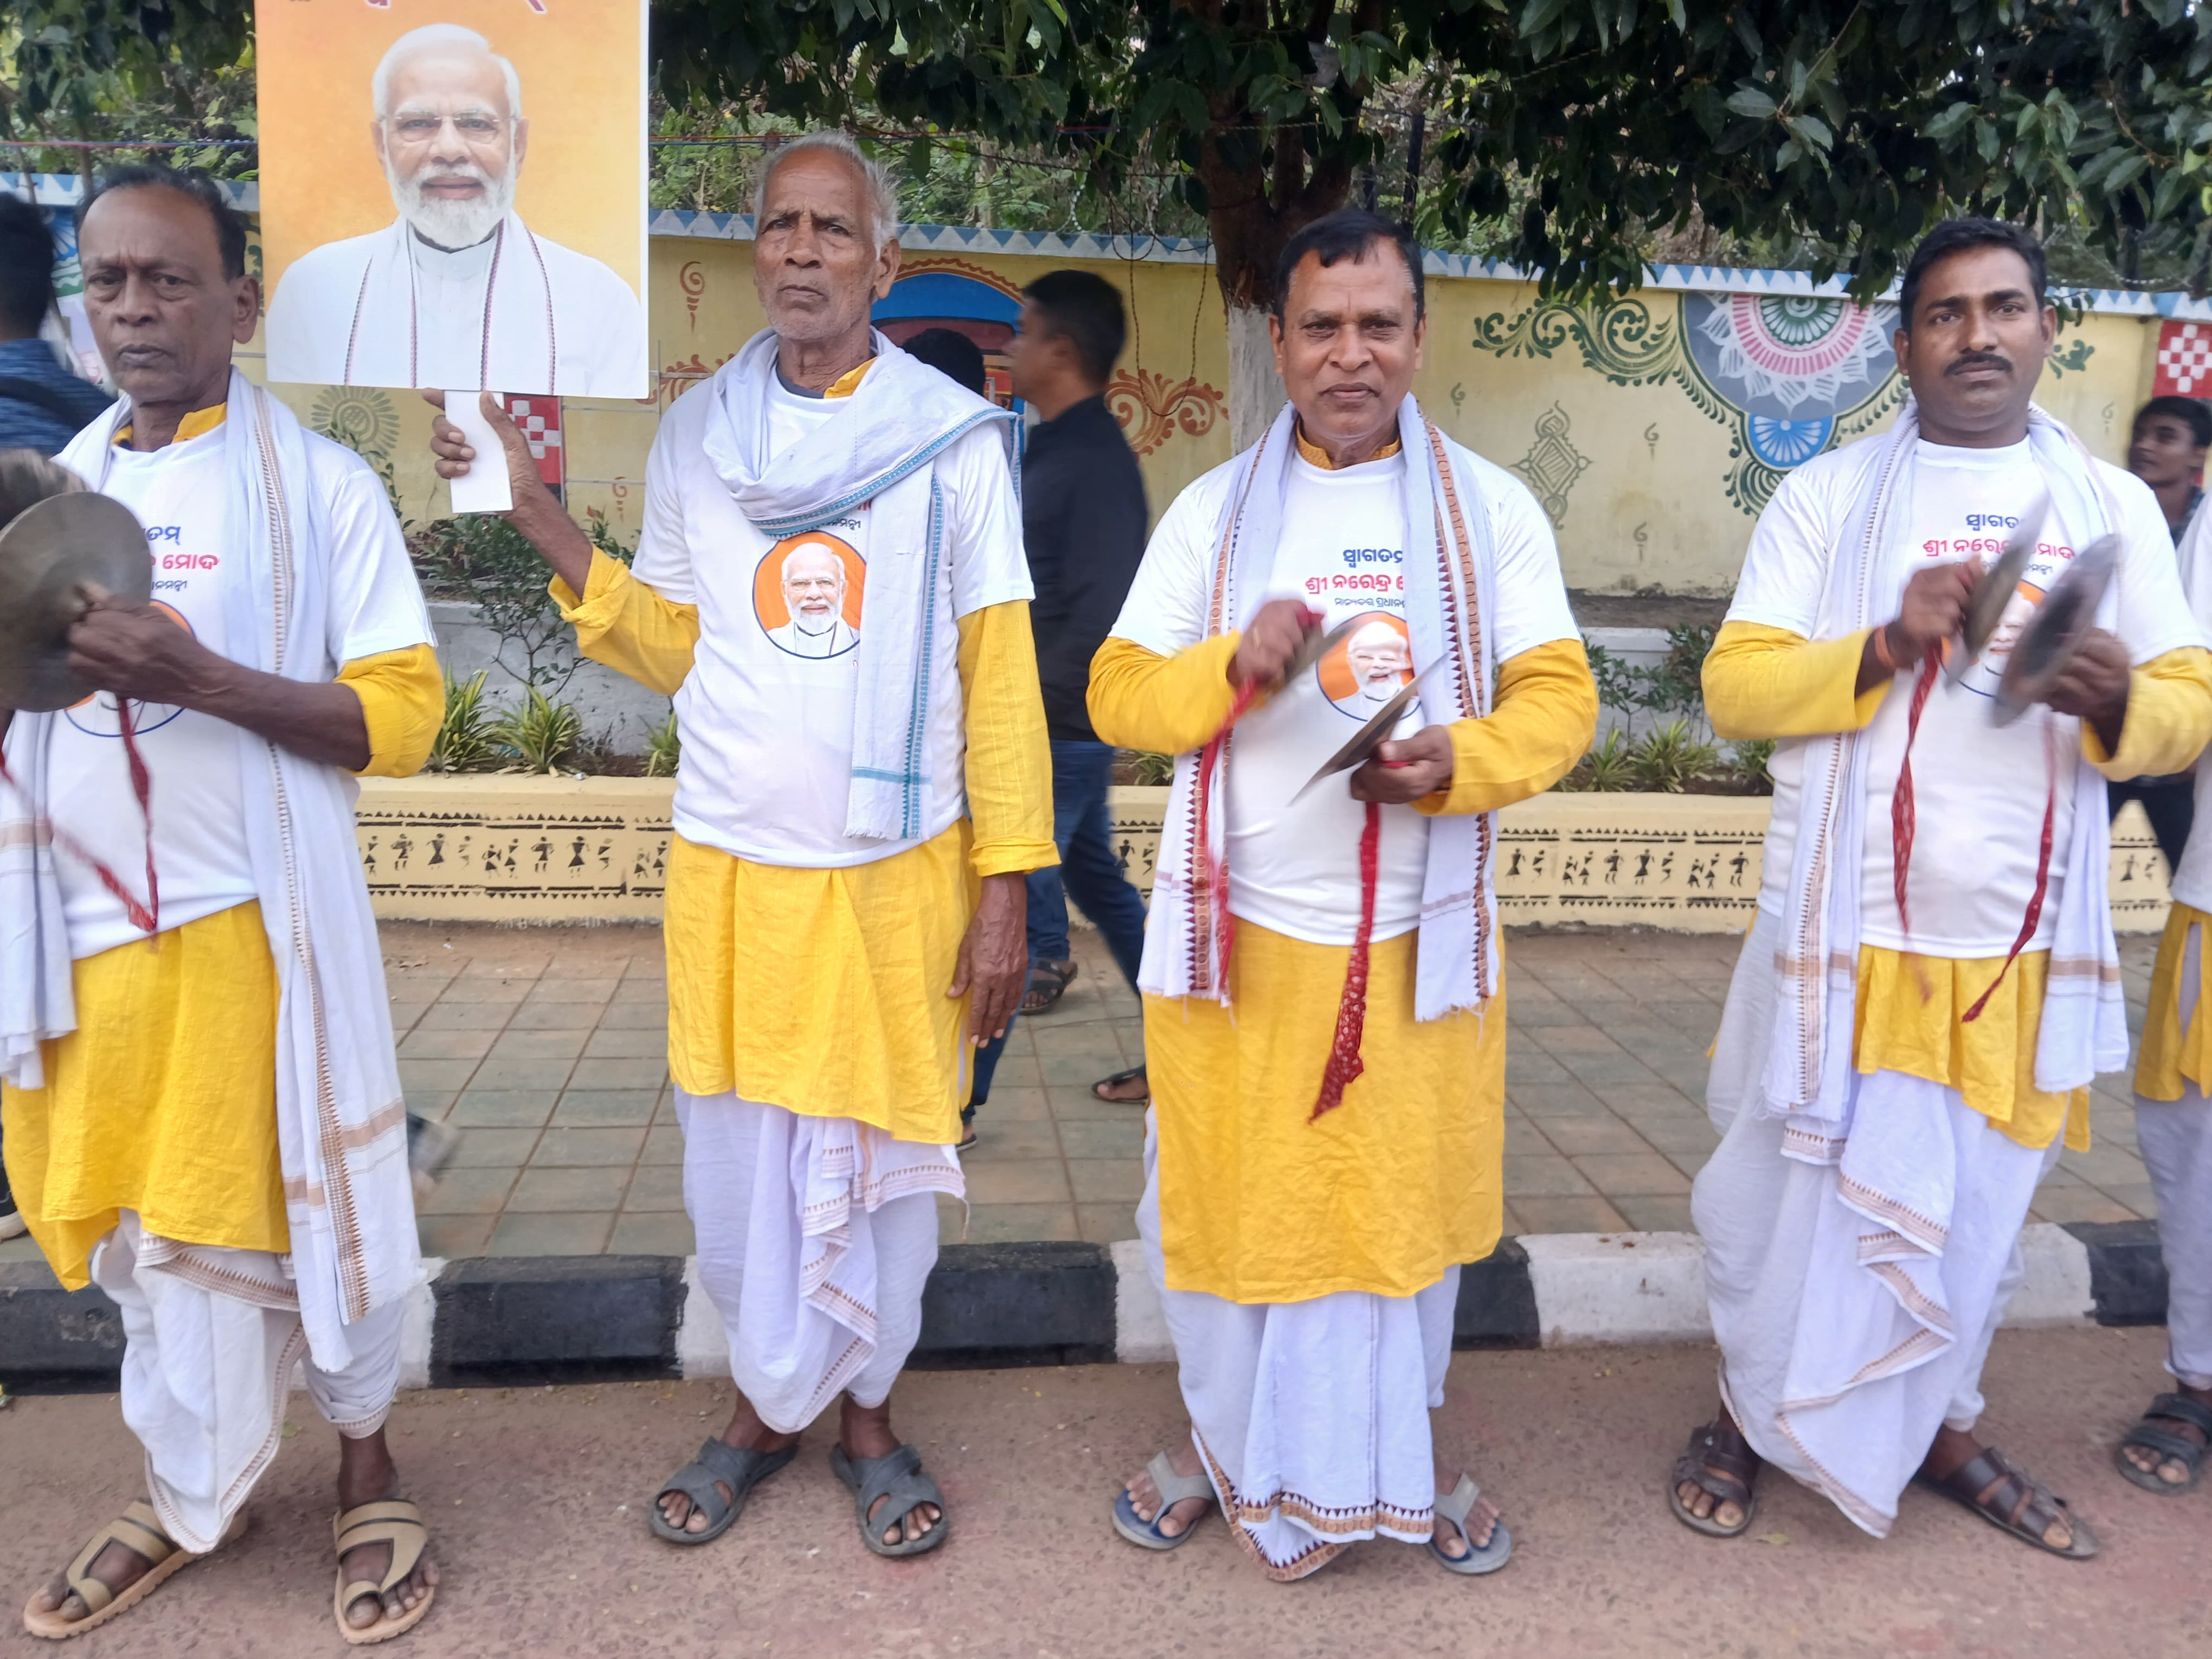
left=1006, top=270, right=1152, bottom=1102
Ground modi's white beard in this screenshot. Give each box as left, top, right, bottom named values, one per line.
left=386, top=158, right=516, bottom=252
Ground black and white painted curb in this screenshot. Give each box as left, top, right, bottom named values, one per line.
left=0, top=1221, right=2171, bottom=1391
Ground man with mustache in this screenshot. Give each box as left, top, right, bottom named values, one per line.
left=1092, top=210, right=1596, bottom=1580
left=1674, top=217, right=2212, bottom=1559
left=265, top=22, right=645, bottom=397
left=4, top=166, right=442, bottom=1642
left=428, top=131, right=1052, bottom=1561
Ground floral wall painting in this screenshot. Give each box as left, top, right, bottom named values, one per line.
left=1475, top=290, right=2098, bottom=516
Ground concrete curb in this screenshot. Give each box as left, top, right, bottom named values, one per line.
left=0, top=1220, right=2166, bottom=1390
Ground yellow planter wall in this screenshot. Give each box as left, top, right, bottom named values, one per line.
left=357, top=778, right=2172, bottom=935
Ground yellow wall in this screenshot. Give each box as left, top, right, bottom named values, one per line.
left=231, top=220, right=2166, bottom=597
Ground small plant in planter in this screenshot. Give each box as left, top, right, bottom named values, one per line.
left=493, top=686, right=584, bottom=775
left=1630, top=719, right=1721, bottom=793
left=645, top=711, right=681, bottom=778
left=1128, top=750, right=1174, bottom=787
left=1577, top=728, right=1637, bottom=791
left=1731, top=738, right=1776, bottom=791
left=426, top=670, right=498, bottom=774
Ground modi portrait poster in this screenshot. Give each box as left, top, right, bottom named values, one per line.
left=255, top=0, right=649, bottom=400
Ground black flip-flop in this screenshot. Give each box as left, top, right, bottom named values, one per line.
left=1667, top=1418, right=1759, bottom=1538
left=1021, top=960, right=1077, bottom=1013
left=832, top=1443, right=950, bottom=1557
left=1092, top=1065, right=1149, bottom=1104
left=2115, top=1392, right=2212, bottom=1495
left=648, top=1438, right=796, bottom=1545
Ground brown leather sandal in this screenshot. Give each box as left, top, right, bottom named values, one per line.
left=1918, top=1446, right=2098, bottom=1559
left=1668, top=1418, right=1760, bottom=1538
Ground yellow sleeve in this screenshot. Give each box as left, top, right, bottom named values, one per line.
left=338, top=642, right=442, bottom=779
left=1416, top=638, right=1599, bottom=817
left=549, top=549, right=700, bottom=698
left=1702, top=620, right=1890, bottom=740
left=2083, top=646, right=2212, bottom=780
left=1086, top=633, right=1243, bottom=755
left=955, top=601, right=1058, bottom=879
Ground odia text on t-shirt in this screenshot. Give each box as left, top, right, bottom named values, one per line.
left=1111, top=443, right=1577, bottom=946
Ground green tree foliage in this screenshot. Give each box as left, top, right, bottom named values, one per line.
left=652, top=0, right=2212, bottom=308
left=9, top=1, right=2208, bottom=310
left=4, top=2, right=256, bottom=178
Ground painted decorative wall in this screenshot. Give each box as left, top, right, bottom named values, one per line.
left=20, top=178, right=2191, bottom=600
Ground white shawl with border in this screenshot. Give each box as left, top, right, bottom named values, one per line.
left=2, top=372, right=423, bottom=1369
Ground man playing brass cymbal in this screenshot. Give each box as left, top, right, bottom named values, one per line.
left=0, top=165, right=443, bottom=1642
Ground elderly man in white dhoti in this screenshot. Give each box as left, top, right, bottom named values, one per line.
left=427, top=130, right=1054, bottom=1559
left=263, top=22, right=646, bottom=397
left=4, top=167, right=443, bottom=1642
left=1673, top=216, right=2212, bottom=1559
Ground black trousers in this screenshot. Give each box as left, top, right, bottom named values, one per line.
left=2108, top=776, right=2196, bottom=876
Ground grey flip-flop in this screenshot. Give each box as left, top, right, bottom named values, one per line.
left=1110, top=1451, right=1217, bottom=1549
left=831, top=1444, right=950, bottom=1558
left=648, top=1438, right=796, bottom=1545
left=1429, top=1475, right=1514, bottom=1575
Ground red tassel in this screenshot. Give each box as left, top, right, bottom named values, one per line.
left=1313, top=800, right=1382, bottom=1120
left=1889, top=645, right=1943, bottom=943
left=0, top=695, right=159, bottom=938
left=1963, top=719, right=2059, bottom=1023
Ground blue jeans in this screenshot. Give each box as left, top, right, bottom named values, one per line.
left=966, top=738, right=1149, bottom=1115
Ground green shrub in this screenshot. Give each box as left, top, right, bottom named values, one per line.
left=492, top=686, right=584, bottom=775
left=1731, top=737, right=1776, bottom=790
left=645, top=711, right=682, bottom=778
left=426, top=670, right=497, bottom=774
left=1629, top=718, right=1720, bottom=793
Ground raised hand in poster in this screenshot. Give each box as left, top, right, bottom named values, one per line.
left=258, top=2, right=648, bottom=400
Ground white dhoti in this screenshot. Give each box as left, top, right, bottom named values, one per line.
left=93, top=1212, right=404, bottom=1554
left=1137, top=1116, right=1455, bottom=1580
left=2134, top=920, right=2212, bottom=1390
left=1698, top=912, right=2057, bottom=1536
left=677, top=1091, right=963, bottom=1432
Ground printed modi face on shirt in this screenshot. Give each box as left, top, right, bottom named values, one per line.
left=756, top=532, right=864, bottom=660
left=374, top=29, right=524, bottom=252
left=1317, top=613, right=1416, bottom=719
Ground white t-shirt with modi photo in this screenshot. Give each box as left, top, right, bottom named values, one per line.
left=632, top=371, right=1032, bottom=870
left=1731, top=435, right=2200, bottom=957
left=1112, top=442, right=1578, bottom=947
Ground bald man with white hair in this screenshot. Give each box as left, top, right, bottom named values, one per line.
left=428, top=131, right=1054, bottom=1563
left=264, top=22, right=646, bottom=396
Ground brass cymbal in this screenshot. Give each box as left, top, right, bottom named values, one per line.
left=0, top=457, right=153, bottom=713
left=1993, top=531, right=2120, bottom=727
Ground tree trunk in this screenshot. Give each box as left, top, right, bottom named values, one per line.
left=1197, top=106, right=1354, bottom=447
left=1226, top=301, right=1284, bottom=448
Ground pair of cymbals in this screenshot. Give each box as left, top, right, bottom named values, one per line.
left=1946, top=493, right=2121, bottom=726
left=0, top=449, right=151, bottom=712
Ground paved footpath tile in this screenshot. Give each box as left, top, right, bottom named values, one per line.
left=379, top=921, right=2163, bottom=1257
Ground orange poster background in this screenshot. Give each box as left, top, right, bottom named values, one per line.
left=1317, top=612, right=1410, bottom=701
left=253, top=0, right=646, bottom=304
left=753, top=535, right=867, bottom=631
